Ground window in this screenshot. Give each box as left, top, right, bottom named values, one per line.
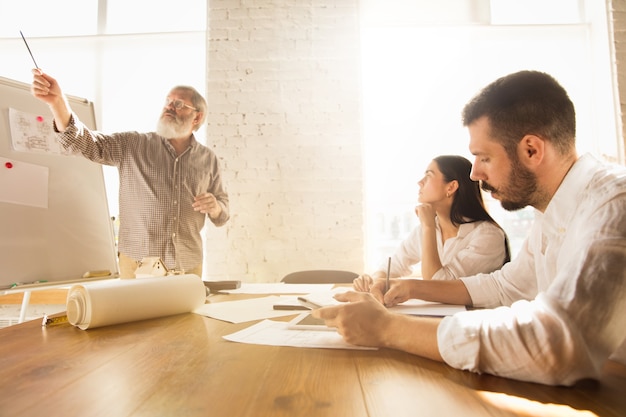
left=360, top=0, right=620, bottom=270
left=0, top=0, right=207, bottom=224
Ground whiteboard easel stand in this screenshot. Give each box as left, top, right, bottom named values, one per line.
left=18, top=291, right=31, bottom=323
left=1, top=277, right=115, bottom=323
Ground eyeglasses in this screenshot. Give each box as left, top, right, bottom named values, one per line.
left=164, top=98, right=197, bottom=111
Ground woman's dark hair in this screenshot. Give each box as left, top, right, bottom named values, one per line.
left=434, top=155, right=510, bottom=262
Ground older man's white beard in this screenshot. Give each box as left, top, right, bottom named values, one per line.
left=156, top=117, right=189, bottom=139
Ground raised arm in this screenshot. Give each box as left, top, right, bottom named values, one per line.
left=30, top=69, right=72, bottom=131
left=415, top=203, right=441, bottom=279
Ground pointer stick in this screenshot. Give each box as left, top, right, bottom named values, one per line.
left=20, top=30, right=39, bottom=69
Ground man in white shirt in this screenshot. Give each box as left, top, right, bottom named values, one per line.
left=313, top=70, right=626, bottom=386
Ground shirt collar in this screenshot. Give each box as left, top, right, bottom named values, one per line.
left=160, top=134, right=197, bottom=153
left=434, top=216, right=478, bottom=238
left=540, top=153, right=598, bottom=226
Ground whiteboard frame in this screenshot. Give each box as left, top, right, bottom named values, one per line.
left=0, top=76, right=118, bottom=290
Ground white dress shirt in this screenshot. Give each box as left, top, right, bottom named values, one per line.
left=379, top=219, right=508, bottom=279
left=438, top=153, right=626, bottom=385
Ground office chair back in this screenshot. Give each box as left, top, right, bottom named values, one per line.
left=281, top=270, right=359, bottom=284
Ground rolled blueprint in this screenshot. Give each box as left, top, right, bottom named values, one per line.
left=66, top=274, right=207, bottom=330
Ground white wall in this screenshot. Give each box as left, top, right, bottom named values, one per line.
left=201, top=0, right=626, bottom=283
left=203, top=0, right=364, bottom=281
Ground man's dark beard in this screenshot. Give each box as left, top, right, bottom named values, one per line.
left=482, top=156, right=537, bottom=211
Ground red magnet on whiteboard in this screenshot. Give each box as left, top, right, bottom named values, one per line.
left=36, top=116, right=44, bottom=122
left=5, top=162, right=13, bottom=169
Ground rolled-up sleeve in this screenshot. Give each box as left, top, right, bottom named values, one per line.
left=438, top=177, right=626, bottom=385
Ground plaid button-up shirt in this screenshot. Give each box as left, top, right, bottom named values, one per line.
left=56, top=114, right=229, bottom=272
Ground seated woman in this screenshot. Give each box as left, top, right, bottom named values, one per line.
left=355, top=155, right=509, bottom=290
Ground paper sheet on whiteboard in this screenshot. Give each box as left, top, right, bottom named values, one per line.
left=8, top=107, right=70, bottom=155
left=0, top=156, right=48, bottom=208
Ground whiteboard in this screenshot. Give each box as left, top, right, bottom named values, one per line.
left=0, top=76, right=118, bottom=289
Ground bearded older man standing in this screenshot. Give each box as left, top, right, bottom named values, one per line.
left=31, top=69, right=230, bottom=278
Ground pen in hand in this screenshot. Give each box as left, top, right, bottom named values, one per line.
left=385, top=256, right=391, bottom=294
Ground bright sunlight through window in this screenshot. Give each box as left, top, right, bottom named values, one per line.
left=360, top=0, right=619, bottom=270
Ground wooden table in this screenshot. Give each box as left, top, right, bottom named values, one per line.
left=1, top=293, right=625, bottom=417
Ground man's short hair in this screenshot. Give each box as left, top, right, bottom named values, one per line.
left=462, top=70, right=576, bottom=156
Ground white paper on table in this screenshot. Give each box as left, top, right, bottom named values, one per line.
left=193, top=295, right=303, bottom=323
left=222, top=283, right=334, bottom=294
left=270, top=295, right=302, bottom=309
left=299, top=288, right=466, bottom=317
left=223, top=319, right=377, bottom=350
left=296, top=287, right=352, bottom=307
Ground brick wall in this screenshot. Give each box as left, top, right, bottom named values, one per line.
left=202, top=0, right=626, bottom=282
left=610, top=0, right=626, bottom=162
left=203, top=0, right=364, bottom=282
